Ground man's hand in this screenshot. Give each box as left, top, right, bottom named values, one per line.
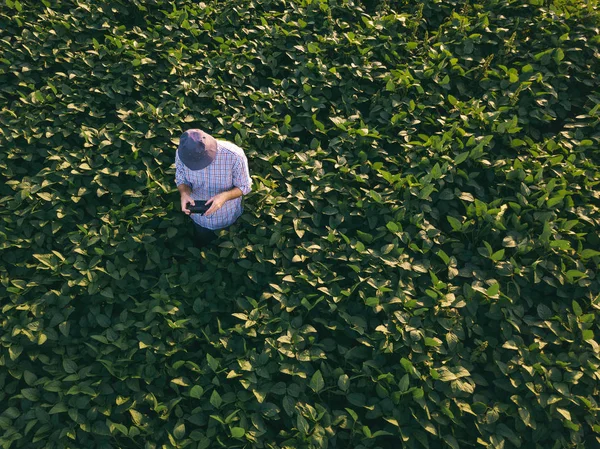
left=180, top=193, right=194, bottom=215
left=205, top=192, right=228, bottom=216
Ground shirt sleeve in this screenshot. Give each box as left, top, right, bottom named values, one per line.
left=232, top=154, right=252, bottom=195
left=175, top=151, right=192, bottom=189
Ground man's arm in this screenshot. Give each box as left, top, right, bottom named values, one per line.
left=205, top=152, right=251, bottom=216
left=178, top=183, right=195, bottom=215
left=232, top=154, right=252, bottom=195
left=175, top=151, right=192, bottom=193
left=175, top=151, right=194, bottom=214
left=204, top=187, right=243, bottom=216
left=178, top=183, right=192, bottom=196
left=220, top=186, right=243, bottom=201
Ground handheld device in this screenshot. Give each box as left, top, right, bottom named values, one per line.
left=186, top=200, right=209, bottom=215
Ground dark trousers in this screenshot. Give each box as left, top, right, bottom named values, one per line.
left=192, top=221, right=219, bottom=248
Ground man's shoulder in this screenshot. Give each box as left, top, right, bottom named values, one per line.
left=217, top=140, right=246, bottom=160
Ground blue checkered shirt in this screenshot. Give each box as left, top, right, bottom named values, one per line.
left=175, top=140, right=252, bottom=230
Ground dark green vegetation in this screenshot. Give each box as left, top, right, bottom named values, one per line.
left=1, top=0, right=600, bottom=447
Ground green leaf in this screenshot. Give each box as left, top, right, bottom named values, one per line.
left=439, top=188, right=454, bottom=200
left=386, top=222, right=399, bottom=233
left=519, top=407, right=533, bottom=427
left=556, top=407, right=571, bottom=421
left=24, top=371, right=37, bottom=386
left=225, top=410, right=240, bottom=424
left=307, top=42, right=319, bottom=53
left=554, top=48, right=564, bottom=63
left=190, top=385, right=204, bottom=399
left=130, top=409, right=144, bottom=425
left=345, top=408, right=358, bottom=421
left=565, top=270, right=587, bottom=282
left=312, top=114, right=325, bottom=131
left=400, top=358, right=416, bottom=376
left=490, top=249, right=505, bottom=261
left=59, top=321, right=70, bottom=337
left=297, top=415, right=309, bottom=434
left=582, top=329, right=594, bottom=341
left=282, top=395, right=295, bottom=416
left=173, top=422, right=186, bottom=439
left=207, top=353, right=219, bottom=371
left=471, top=402, right=487, bottom=414
left=109, top=420, right=129, bottom=436
left=537, top=304, right=553, bottom=319
left=365, top=297, right=379, bottom=307
left=447, top=216, right=462, bottom=231
left=534, top=48, right=553, bottom=61
left=550, top=239, right=570, bottom=250
left=511, top=138, right=525, bottom=148
left=49, top=402, right=68, bottom=414
left=338, top=374, right=349, bottom=391
left=9, top=345, right=22, bottom=360
left=210, top=390, right=222, bottom=408
left=348, top=393, right=366, bottom=406
left=455, top=151, right=470, bottom=165
left=424, top=337, right=441, bottom=347
left=372, top=430, right=394, bottom=437
left=497, top=423, right=521, bottom=447
left=437, top=250, right=450, bottom=265
left=231, top=427, right=245, bottom=438
left=412, top=387, right=424, bottom=399
left=487, top=283, right=500, bottom=297
left=381, top=243, right=396, bottom=254
left=369, top=190, right=383, bottom=203
left=21, top=388, right=40, bottom=401
left=547, top=196, right=564, bottom=208
left=581, top=249, right=600, bottom=259
left=580, top=313, right=595, bottom=323
left=310, top=370, right=324, bottom=393
left=96, top=314, right=111, bottom=327
left=63, top=359, right=78, bottom=374
left=210, top=414, right=225, bottom=425
left=563, top=420, right=580, bottom=431
left=464, top=39, right=473, bottom=54
left=445, top=434, right=460, bottom=449
left=253, top=389, right=266, bottom=403
left=356, top=230, right=373, bottom=243
left=419, top=184, right=435, bottom=199
left=398, top=374, right=410, bottom=392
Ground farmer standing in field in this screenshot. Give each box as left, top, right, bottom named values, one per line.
left=175, top=129, right=252, bottom=248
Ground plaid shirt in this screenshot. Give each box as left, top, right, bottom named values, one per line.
left=175, top=140, right=252, bottom=230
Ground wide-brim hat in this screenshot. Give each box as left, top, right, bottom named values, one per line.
left=177, top=129, right=217, bottom=170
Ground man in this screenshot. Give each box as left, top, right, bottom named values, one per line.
left=174, top=128, right=252, bottom=248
